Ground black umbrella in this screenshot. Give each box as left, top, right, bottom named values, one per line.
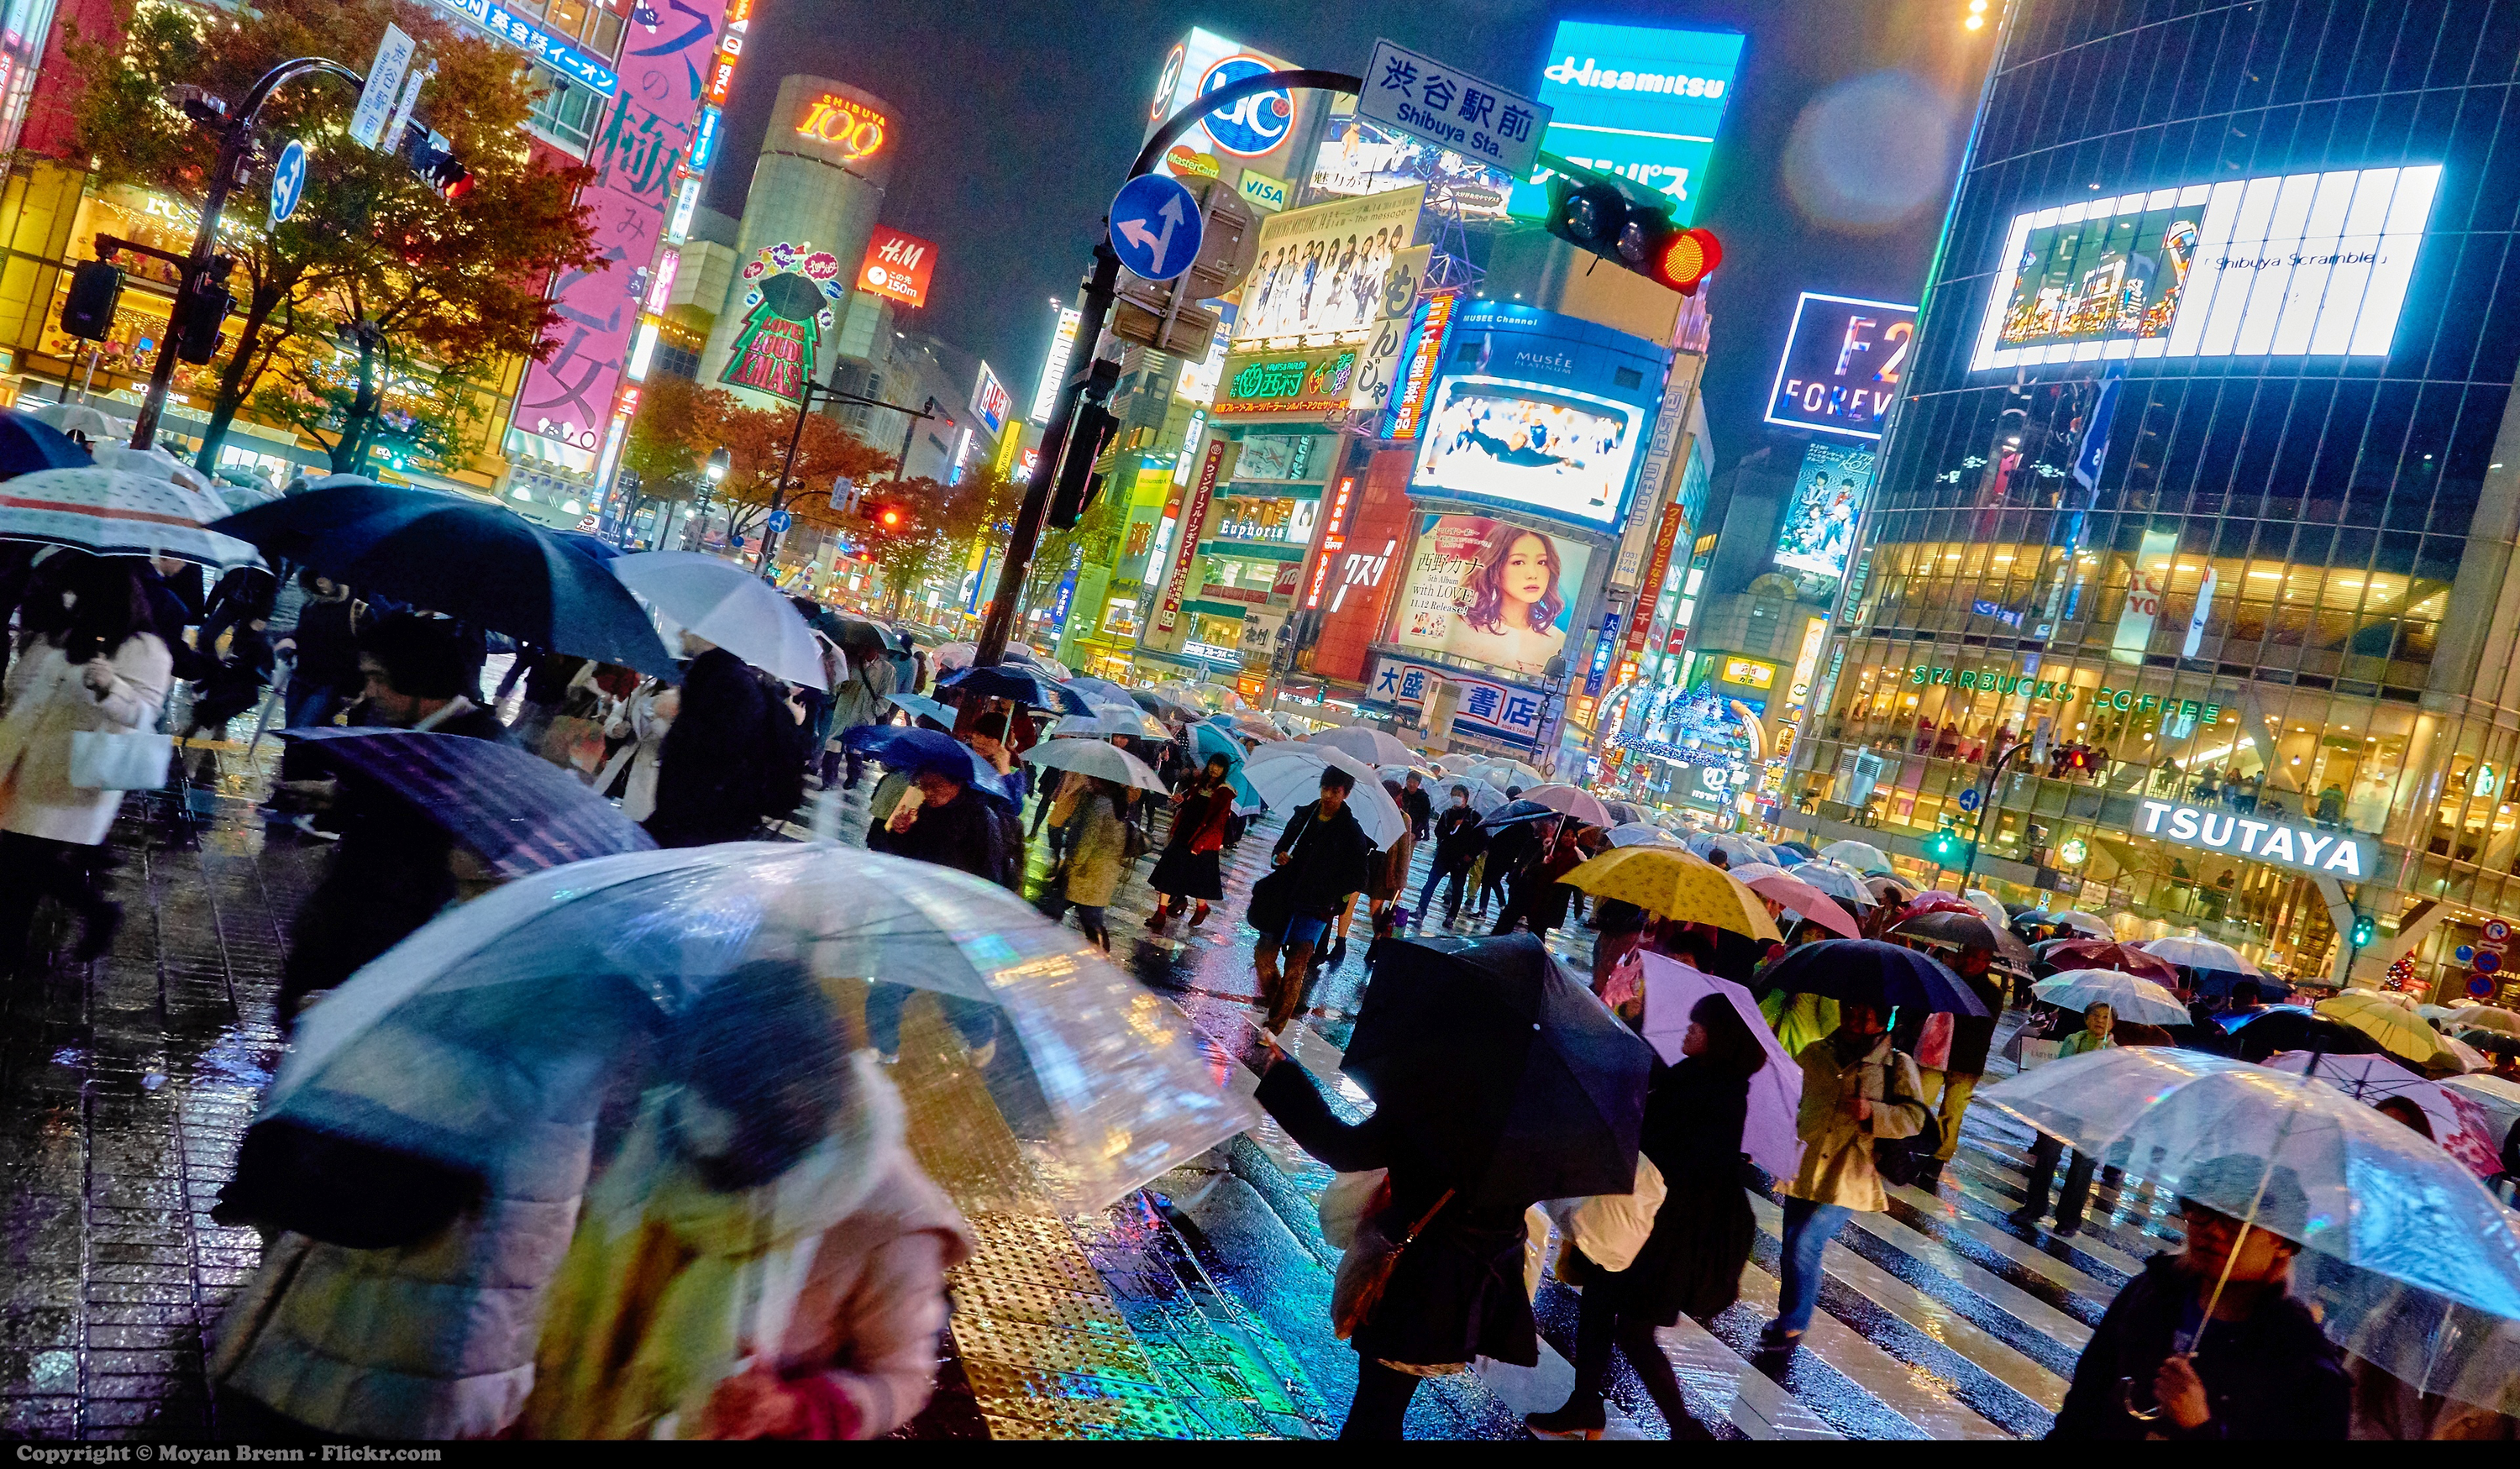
left=1341, top=933, right=1653, bottom=1209
left=1761, top=938, right=1994, bottom=1017
left=936, top=662, right=1090, bottom=714
left=0, top=408, right=92, bottom=477
left=282, top=727, right=656, bottom=876
left=1480, top=798, right=1560, bottom=829
left=2455, top=1029, right=2520, bottom=1059
left=1892, top=909, right=2035, bottom=964
left=2225, top=1006, right=2383, bottom=1062
left=210, top=483, right=675, bottom=675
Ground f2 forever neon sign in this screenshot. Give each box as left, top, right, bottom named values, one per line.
left=2135, top=800, right=2369, bottom=879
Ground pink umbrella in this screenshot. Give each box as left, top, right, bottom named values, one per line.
left=1637, top=952, right=1804, bottom=1179
left=2261, top=1050, right=2505, bottom=1179
left=1728, top=862, right=1861, bottom=937
left=1520, top=782, right=1612, bottom=826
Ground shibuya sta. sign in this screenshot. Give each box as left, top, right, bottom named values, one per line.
left=2134, top=800, right=2370, bottom=879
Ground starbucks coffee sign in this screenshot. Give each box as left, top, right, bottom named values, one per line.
left=2134, top=800, right=2370, bottom=879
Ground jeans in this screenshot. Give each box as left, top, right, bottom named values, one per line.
left=864, top=982, right=997, bottom=1057
left=2019, top=1132, right=2096, bottom=1229
left=1415, top=864, right=1466, bottom=926
left=1773, top=1198, right=1851, bottom=1335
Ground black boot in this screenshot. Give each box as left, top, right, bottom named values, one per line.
left=1525, top=1396, right=1606, bottom=1440
left=73, top=903, right=123, bottom=963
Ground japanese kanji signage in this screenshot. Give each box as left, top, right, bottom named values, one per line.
left=1368, top=654, right=1549, bottom=742
left=1156, top=438, right=1229, bottom=633
left=1359, top=39, right=1550, bottom=181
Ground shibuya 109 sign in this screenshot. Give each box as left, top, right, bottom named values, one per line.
left=795, top=92, right=890, bottom=162
left=2134, top=800, right=2372, bottom=879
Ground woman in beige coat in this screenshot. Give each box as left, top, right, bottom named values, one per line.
left=0, top=553, right=172, bottom=963
left=1058, top=776, right=1132, bottom=952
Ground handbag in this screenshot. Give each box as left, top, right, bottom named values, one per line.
left=1871, top=1050, right=1944, bottom=1188
left=70, top=729, right=173, bottom=791
left=538, top=714, right=606, bottom=774
left=1331, top=1183, right=1454, bottom=1341
left=1244, top=807, right=1315, bottom=936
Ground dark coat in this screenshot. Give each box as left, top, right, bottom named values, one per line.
left=290, top=596, right=364, bottom=695
left=1255, top=1060, right=1537, bottom=1371
left=1401, top=784, right=1433, bottom=840
left=869, top=783, right=1008, bottom=887
left=643, top=648, right=804, bottom=847
left=1431, top=806, right=1485, bottom=872
left=1271, top=799, right=1375, bottom=918
left=1945, top=971, right=2010, bottom=1075
left=1590, top=1057, right=1756, bottom=1325
left=2050, top=1253, right=2347, bottom=1440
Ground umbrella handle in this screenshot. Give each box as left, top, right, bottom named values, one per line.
left=2192, top=1048, right=2320, bottom=1331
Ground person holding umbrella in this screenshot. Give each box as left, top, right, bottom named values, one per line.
left=1250, top=766, right=1374, bottom=1036
left=824, top=626, right=896, bottom=790
left=2011, top=1000, right=2115, bottom=1236
left=1898, top=943, right=2008, bottom=1192
left=1415, top=784, right=1486, bottom=931
left=1148, top=753, right=1235, bottom=932
left=643, top=631, right=807, bottom=848
left=1047, top=775, right=1132, bottom=952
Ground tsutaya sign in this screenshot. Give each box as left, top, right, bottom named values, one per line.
left=2135, top=800, right=2370, bottom=879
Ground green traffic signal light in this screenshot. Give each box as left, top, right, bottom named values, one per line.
left=2350, top=916, right=2376, bottom=947
left=1925, top=829, right=1969, bottom=865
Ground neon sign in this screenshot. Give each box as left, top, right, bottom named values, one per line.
left=795, top=93, right=889, bottom=162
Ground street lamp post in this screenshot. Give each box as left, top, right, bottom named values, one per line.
left=676, top=445, right=729, bottom=553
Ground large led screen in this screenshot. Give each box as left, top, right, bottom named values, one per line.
left=1772, top=439, right=1877, bottom=588
left=1763, top=292, right=1915, bottom=440
left=1412, top=375, right=1642, bottom=530
left=1969, top=165, right=2443, bottom=370
left=1505, top=23, right=1744, bottom=225
left=1390, top=513, right=1595, bottom=679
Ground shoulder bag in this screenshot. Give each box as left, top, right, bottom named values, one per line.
left=70, top=728, right=173, bottom=791
left=1331, top=1183, right=1455, bottom=1341
left=1244, top=806, right=1315, bottom=936
left=1870, top=1049, right=1943, bottom=1188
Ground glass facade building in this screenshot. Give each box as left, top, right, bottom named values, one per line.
left=1784, top=0, right=2520, bottom=999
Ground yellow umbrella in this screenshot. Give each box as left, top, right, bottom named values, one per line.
left=2317, top=991, right=2461, bottom=1068
left=1562, top=846, right=1782, bottom=942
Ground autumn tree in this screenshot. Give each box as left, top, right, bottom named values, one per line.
left=683, top=387, right=895, bottom=543
left=69, top=0, right=601, bottom=471
left=858, top=475, right=954, bottom=619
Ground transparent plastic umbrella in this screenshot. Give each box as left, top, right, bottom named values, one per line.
left=2140, top=932, right=2264, bottom=975
left=1303, top=725, right=1420, bottom=767
left=2030, top=968, right=2192, bottom=1026
left=2259, top=1050, right=2505, bottom=1178
left=1021, top=737, right=1166, bottom=792
left=2451, top=1005, right=2520, bottom=1036
left=1976, top=1047, right=2520, bottom=1409
left=1788, top=858, right=1875, bottom=907
left=1519, top=783, right=1612, bottom=826
left=1240, top=746, right=1407, bottom=845
left=1604, top=821, right=1678, bottom=848
left=258, top=844, right=1256, bottom=1218
left=2043, top=909, right=2115, bottom=938
left=1686, top=831, right=1777, bottom=868
left=1816, top=838, right=1893, bottom=874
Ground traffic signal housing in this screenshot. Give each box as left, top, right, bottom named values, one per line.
left=1924, top=827, right=1972, bottom=867
left=1540, top=170, right=1721, bottom=295
left=60, top=260, right=124, bottom=340
left=2350, top=915, right=2376, bottom=948
left=397, top=121, right=473, bottom=202
left=171, top=258, right=234, bottom=365
left=1047, top=357, right=1122, bottom=530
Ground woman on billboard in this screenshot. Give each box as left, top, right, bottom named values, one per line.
left=1453, top=522, right=1567, bottom=675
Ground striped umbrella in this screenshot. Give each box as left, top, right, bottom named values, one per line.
left=282, top=727, right=656, bottom=877
left=0, top=459, right=259, bottom=566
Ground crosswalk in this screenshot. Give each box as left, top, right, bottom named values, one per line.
left=814, top=772, right=2177, bottom=1440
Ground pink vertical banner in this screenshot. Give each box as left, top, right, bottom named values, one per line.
left=512, top=0, right=729, bottom=454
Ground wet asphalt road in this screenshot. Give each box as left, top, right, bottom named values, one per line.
left=0, top=727, right=2165, bottom=1440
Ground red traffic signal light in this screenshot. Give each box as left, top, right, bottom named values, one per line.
left=879, top=507, right=901, bottom=528
left=1656, top=228, right=1722, bottom=295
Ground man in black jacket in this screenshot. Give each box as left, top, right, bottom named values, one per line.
left=1415, top=784, right=1486, bottom=930
left=2051, top=1159, right=2345, bottom=1440
left=1254, top=767, right=1374, bottom=1035
left=863, top=754, right=1012, bottom=1063
left=1901, top=944, right=2009, bottom=1191
left=1399, top=770, right=1433, bottom=842
left=643, top=636, right=807, bottom=847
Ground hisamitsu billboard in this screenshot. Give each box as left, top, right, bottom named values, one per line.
left=1763, top=292, right=1916, bottom=440
left=1507, top=23, right=1744, bottom=226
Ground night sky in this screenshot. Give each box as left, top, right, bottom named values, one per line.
left=707, top=0, right=1992, bottom=476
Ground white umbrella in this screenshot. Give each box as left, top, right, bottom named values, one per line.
left=932, top=641, right=979, bottom=672
left=2140, top=931, right=2265, bottom=976
left=1961, top=889, right=2009, bottom=932
left=2030, top=968, right=2192, bottom=1026
left=1432, top=753, right=1482, bottom=774
left=1687, top=832, right=1777, bottom=868
left=1063, top=674, right=1137, bottom=708
left=1420, top=773, right=1510, bottom=816
left=1467, top=757, right=1548, bottom=789
left=2452, top=1005, right=2520, bottom=1037
left=0, top=452, right=260, bottom=567
left=1240, top=746, right=1407, bottom=846
left=1190, top=680, right=1247, bottom=710
left=2043, top=910, right=2113, bottom=938
left=611, top=551, right=830, bottom=690
left=1816, top=838, right=1894, bottom=874
left=1519, top=783, right=1612, bottom=826
left=1021, top=737, right=1166, bottom=793
left=26, top=400, right=118, bottom=441
left=1605, top=821, right=1678, bottom=848
left=1790, top=858, right=1875, bottom=906
left=1305, top=725, right=1421, bottom=766
left=1050, top=703, right=1170, bottom=740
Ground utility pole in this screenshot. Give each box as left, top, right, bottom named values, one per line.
left=1956, top=738, right=2035, bottom=895
left=755, top=382, right=941, bottom=580
left=966, top=67, right=1362, bottom=674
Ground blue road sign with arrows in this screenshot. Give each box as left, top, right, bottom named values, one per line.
left=270, top=139, right=308, bottom=223
left=766, top=509, right=792, bottom=533
left=1109, top=173, right=1201, bottom=282
left=1956, top=788, right=1981, bottom=812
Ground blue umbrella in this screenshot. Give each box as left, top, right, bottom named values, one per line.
left=936, top=662, right=1091, bottom=714
left=1188, top=720, right=1245, bottom=768
left=885, top=691, right=955, bottom=727
left=281, top=727, right=654, bottom=876
left=1761, top=938, right=1993, bottom=1017
left=549, top=530, right=622, bottom=563
left=1065, top=674, right=1137, bottom=709
left=1481, top=797, right=1561, bottom=829
left=841, top=724, right=1018, bottom=809
left=0, top=408, right=92, bottom=477
left=210, top=483, right=675, bottom=676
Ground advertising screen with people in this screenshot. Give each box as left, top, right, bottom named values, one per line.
left=1772, top=440, right=1877, bottom=590
left=1411, top=376, right=1643, bottom=530
left=1389, top=514, right=1593, bottom=679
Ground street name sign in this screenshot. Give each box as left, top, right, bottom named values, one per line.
left=1359, top=39, right=1551, bottom=181
left=351, top=24, right=418, bottom=152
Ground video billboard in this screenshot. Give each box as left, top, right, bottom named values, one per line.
left=1762, top=292, right=1916, bottom=440
left=1968, top=165, right=2443, bottom=370
left=1308, top=98, right=1515, bottom=220
left=1772, top=440, right=1877, bottom=590
left=1232, top=185, right=1427, bottom=345
left=971, top=360, right=1011, bottom=438
left=1507, top=23, right=1744, bottom=225
left=1391, top=514, right=1595, bottom=680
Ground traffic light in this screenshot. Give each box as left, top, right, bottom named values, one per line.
left=397, top=121, right=473, bottom=202
left=1540, top=169, right=1722, bottom=295
left=1924, top=827, right=1972, bottom=866
left=171, top=258, right=234, bottom=365
left=859, top=498, right=908, bottom=534
left=60, top=260, right=124, bottom=340
left=2350, top=915, right=2376, bottom=948
left=1047, top=357, right=1122, bottom=530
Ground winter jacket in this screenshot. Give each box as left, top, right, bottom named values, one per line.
left=1166, top=783, right=1234, bottom=856
left=1431, top=806, right=1485, bottom=871
left=1061, top=790, right=1131, bottom=908
left=2051, top=1253, right=2347, bottom=1440
left=1579, top=1057, right=1758, bottom=1325
left=1271, top=799, right=1375, bottom=918
left=645, top=648, right=802, bottom=847
left=596, top=681, right=675, bottom=823
left=1944, top=972, right=2011, bottom=1075
left=830, top=655, right=896, bottom=737
left=1783, top=1030, right=1928, bottom=1213
left=870, top=784, right=1010, bottom=888
left=0, top=633, right=172, bottom=845
left=289, top=595, right=363, bottom=696
left=1401, top=784, right=1432, bottom=840
left=1368, top=827, right=1415, bottom=903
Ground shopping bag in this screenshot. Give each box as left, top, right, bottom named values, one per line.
left=69, top=729, right=173, bottom=790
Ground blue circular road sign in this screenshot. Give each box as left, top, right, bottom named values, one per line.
left=269, top=139, right=308, bottom=224
left=2480, top=950, right=2503, bottom=975
left=766, top=509, right=793, bottom=533
left=1108, top=173, right=1203, bottom=282
left=1956, top=788, right=1981, bottom=812
left=2473, top=974, right=2500, bottom=998
left=2458, top=945, right=2477, bottom=963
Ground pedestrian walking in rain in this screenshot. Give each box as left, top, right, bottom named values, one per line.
left=1399, top=769, right=1432, bottom=842
left=825, top=632, right=894, bottom=790
left=1491, top=816, right=1585, bottom=944
left=0, top=554, right=172, bottom=965
left=594, top=678, right=676, bottom=823
left=1148, top=753, right=1234, bottom=931
left=863, top=739, right=1011, bottom=1064
left=1363, top=779, right=1416, bottom=931
left=275, top=614, right=505, bottom=1026
left=1528, top=993, right=1768, bottom=1440
left=268, top=572, right=361, bottom=806
left=1759, top=999, right=1928, bottom=1354
left=1415, top=784, right=1484, bottom=930
left=2050, top=1158, right=2345, bottom=1439
left=1049, top=775, right=1131, bottom=952
left=1903, top=943, right=2008, bottom=1192
left=642, top=632, right=806, bottom=847
left=1250, top=766, right=1373, bottom=1036
left=2011, top=1001, right=2115, bottom=1235
left=1475, top=811, right=1530, bottom=918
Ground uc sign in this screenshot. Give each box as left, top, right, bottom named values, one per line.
left=795, top=93, right=889, bottom=162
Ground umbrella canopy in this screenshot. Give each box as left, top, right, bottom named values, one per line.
left=1601, top=800, right=1644, bottom=826
left=2226, top=1005, right=2385, bottom=1061
left=1240, top=747, right=1407, bottom=845
left=2041, top=910, right=2114, bottom=938
left=1050, top=702, right=1169, bottom=740
left=2261, top=1050, right=2506, bottom=1178
left=1560, top=846, right=1780, bottom=942
left=884, top=691, right=955, bottom=727
left=931, top=640, right=979, bottom=672
left=1604, top=821, right=1678, bottom=848
left=1342, top=933, right=1653, bottom=1209
left=1685, top=831, right=1777, bottom=868
left=2140, top=932, right=2265, bottom=976
left=1465, top=757, right=1548, bottom=790
left=2444, top=1073, right=2520, bottom=1138
left=1481, top=797, right=1563, bottom=830
left=1131, top=687, right=1206, bottom=725
left=2031, top=968, right=2191, bottom=1026
left=1771, top=840, right=1818, bottom=860
left=256, top=844, right=1256, bottom=1220
left=1188, top=720, right=1248, bottom=769
left=839, top=725, right=1017, bottom=809
left=1726, top=863, right=1860, bottom=937
left=1063, top=674, right=1137, bottom=708
left=1021, top=737, right=1166, bottom=793
left=24, top=401, right=118, bottom=442
left=1816, top=838, right=1894, bottom=874
left=0, top=407, right=92, bottom=476
left=1859, top=873, right=1916, bottom=905
left=1151, top=679, right=1215, bottom=711
left=548, top=530, right=622, bottom=564
left=2319, top=991, right=2465, bottom=1069
left=283, top=728, right=656, bottom=877
left=1787, top=858, right=1874, bottom=907
left=1960, top=889, right=2010, bottom=931
left=2440, top=1032, right=2490, bottom=1074
left=1636, top=952, right=1803, bottom=1179
left=1892, top=908, right=2034, bottom=963
left=2034, top=936, right=2181, bottom=983
left=818, top=611, right=903, bottom=656
left=1189, top=680, right=1247, bottom=710
left=1518, top=783, right=1613, bottom=827
left=1303, top=725, right=1420, bottom=767
left=210, top=483, right=674, bottom=674
left=610, top=551, right=827, bottom=690
left=1761, top=938, right=1992, bottom=1017
left=0, top=454, right=259, bottom=567
left=2457, top=1029, right=2520, bottom=1059
left=1423, top=774, right=1510, bottom=816
left=2452, top=1005, right=2520, bottom=1037
left=934, top=663, right=1091, bottom=714
left=1976, top=1047, right=2520, bottom=1410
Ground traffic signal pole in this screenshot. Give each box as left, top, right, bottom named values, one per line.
left=966, top=67, right=1362, bottom=677
left=1955, top=738, right=2034, bottom=894
left=129, top=56, right=364, bottom=452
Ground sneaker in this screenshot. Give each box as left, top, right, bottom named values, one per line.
left=2006, top=1206, right=2045, bottom=1230
left=1754, top=1322, right=1803, bottom=1355
left=290, top=814, right=341, bottom=841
